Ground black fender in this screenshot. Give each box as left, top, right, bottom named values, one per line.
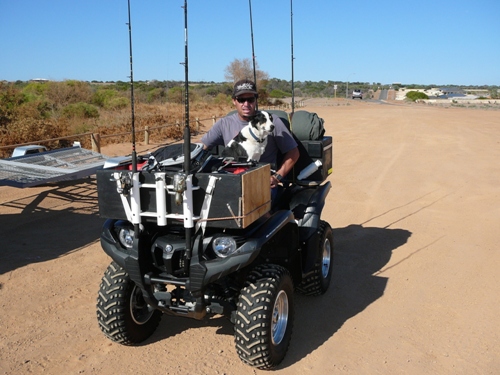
left=100, top=219, right=159, bottom=307
left=286, top=182, right=331, bottom=278
left=100, top=219, right=128, bottom=269
left=290, top=181, right=331, bottom=241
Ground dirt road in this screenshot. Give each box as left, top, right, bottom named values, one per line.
left=1, top=99, right=498, bottom=374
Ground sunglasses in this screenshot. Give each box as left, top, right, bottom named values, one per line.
left=236, top=96, right=256, bottom=104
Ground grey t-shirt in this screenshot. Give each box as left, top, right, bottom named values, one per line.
left=201, top=112, right=297, bottom=166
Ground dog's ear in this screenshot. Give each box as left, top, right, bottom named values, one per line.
left=250, top=112, right=266, bottom=128
left=259, top=111, right=273, bottom=123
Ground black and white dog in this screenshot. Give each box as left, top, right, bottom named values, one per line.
left=221, top=111, right=274, bottom=161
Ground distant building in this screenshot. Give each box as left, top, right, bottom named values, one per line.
left=30, top=78, right=49, bottom=83
left=438, top=87, right=465, bottom=98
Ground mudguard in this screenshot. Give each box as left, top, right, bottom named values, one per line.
left=290, top=181, right=331, bottom=241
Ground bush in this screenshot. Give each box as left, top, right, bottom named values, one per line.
left=106, top=96, right=129, bottom=110
left=62, top=102, right=100, bottom=119
left=4, top=117, right=58, bottom=146
left=147, top=88, right=166, bottom=103
left=269, top=89, right=289, bottom=98
left=45, top=80, right=92, bottom=108
left=1, top=83, right=54, bottom=126
left=167, top=86, right=184, bottom=104
left=213, top=93, right=231, bottom=106
left=92, top=89, right=117, bottom=107
left=406, top=91, right=429, bottom=101
left=0, top=83, right=26, bottom=126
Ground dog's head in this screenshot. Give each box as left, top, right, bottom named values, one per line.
left=250, top=111, right=275, bottom=136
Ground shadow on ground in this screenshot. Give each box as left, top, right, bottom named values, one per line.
left=0, top=179, right=105, bottom=275
left=284, top=224, right=412, bottom=367
left=141, top=224, right=411, bottom=369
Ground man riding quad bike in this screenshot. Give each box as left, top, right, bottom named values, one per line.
left=95, top=109, right=333, bottom=370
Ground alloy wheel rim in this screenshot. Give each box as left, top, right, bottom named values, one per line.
left=321, top=238, right=332, bottom=278
left=271, top=290, right=289, bottom=345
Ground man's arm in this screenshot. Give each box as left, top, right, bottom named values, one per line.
left=270, top=146, right=299, bottom=188
left=200, top=118, right=225, bottom=150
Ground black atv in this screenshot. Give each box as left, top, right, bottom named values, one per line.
left=95, top=110, right=333, bottom=370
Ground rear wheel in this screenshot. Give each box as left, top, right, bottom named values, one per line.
left=96, top=261, right=162, bottom=345
left=296, top=220, right=333, bottom=296
left=234, top=264, right=295, bottom=370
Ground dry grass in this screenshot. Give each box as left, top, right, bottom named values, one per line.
left=0, top=100, right=233, bottom=158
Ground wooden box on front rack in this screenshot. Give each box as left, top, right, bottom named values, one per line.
left=96, top=163, right=271, bottom=229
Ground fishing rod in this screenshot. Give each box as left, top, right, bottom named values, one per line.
left=290, top=0, right=295, bottom=116
left=127, top=0, right=137, bottom=173
left=126, top=0, right=142, bottom=239
left=182, top=0, right=190, bottom=175
left=181, top=0, right=194, bottom=269
left=248, top=0, right=258, bottom=94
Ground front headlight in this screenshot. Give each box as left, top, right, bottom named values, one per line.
left=212, top=236, right=237, bottom=258
left=118, top=227, right=135, bottom=249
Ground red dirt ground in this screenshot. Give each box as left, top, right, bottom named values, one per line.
left=1, top=98, right=498, bottom=374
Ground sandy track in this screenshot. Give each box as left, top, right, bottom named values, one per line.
left=0, top=99, right=498, bottom=374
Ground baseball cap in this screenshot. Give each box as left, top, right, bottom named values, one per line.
left=232, top=79, right=258, bottom=98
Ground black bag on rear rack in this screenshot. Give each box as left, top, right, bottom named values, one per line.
left=282, top=110, right=332, bottom=183
left=290, top=110, right=325, bottom=141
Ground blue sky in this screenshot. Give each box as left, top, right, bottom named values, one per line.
left=1, top=0, right=499, bottom=86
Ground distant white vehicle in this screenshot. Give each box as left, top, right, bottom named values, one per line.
left=352, top=90, right=363, bottom=99
left=11, top=145, right=47, bottom=158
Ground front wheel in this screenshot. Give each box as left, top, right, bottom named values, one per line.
left=96, top=261, right=162, bottom=345
left=234, top=264, right=295, bottom=370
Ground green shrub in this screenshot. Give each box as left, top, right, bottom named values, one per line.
left=92, top=89, right=117, bottom=107
left=167, top=86, right=184, bottom=104
left=62, top=102, right=99, bottom=119
left=1, top=84, right=26, bottom=125
left=406, top=91, right=429, bottom=101
left=213, top=93, right=231, bottom=106
left=405, top=91, right=429, bottom=101
left=147, top=88, right=166, bottom=103
left=269, top=89, right=289, bottom=98
left=114, top=81, right=130, bottom=91
left=22, top=82, right=49, bottom=98
left=106, top=96, right=129, bottom=110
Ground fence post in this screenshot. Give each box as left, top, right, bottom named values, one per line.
left=196, top=117, right=200, bottom=133
left=144, top=126, right=149, bottom=145
left=212, top=115, right=216, bottom=125
left=91, top=133, right=101, bottom=153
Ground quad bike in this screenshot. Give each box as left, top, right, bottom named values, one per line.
left=95, top=110, right=333, bottom=370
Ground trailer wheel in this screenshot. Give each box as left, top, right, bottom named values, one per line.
left=297, top=220, right=333, bottom=296
left=96, top=261, right=162, bottom=345
left=234, top=264, right=295, bottom=370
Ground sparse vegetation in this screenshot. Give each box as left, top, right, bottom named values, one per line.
left=269, top=89, right=289, bottom=98
left=1, top=77, right=498, bottom=158
left=0, top=80, right=233, bottom=158
left=62, top=102, right=100, bottom=119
